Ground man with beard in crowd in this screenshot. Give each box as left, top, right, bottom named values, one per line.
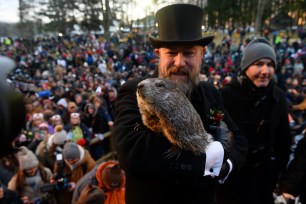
left=112, top=4, right=247, bottom=204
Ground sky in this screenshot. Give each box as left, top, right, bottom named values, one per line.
left=0, top=0, right=19, bottom=23
left=0, top=0, right=168, bottom=24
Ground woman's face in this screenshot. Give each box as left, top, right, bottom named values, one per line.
left=53, top=119, right=62, bottom=126
left=75, top=95, right=82, bottom=104
left=33, top=118, right=43, bottom=127
left=24, top=166, right=38, bottom=177
left=88, top=107, right=95, bottom=115
left=71, top=117, right=79, bottom=125
left=94, top=100, right=101, bottom=108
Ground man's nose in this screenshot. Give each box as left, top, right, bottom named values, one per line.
left=261, top=64, right=269, bottom=74
left=174, top=53, right=186, bottom=67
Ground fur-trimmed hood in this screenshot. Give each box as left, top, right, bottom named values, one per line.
left=84, top=103, right=97, bottom=117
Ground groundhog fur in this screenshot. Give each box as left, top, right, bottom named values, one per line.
left=136, top=78, right=213, bottom=156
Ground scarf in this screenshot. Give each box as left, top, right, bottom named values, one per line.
left=233, top=72, right=276, bottom=106
left=24, top=171, right=43, bottom=192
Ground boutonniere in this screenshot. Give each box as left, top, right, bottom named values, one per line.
left=208, top=108, right=224, bottom=126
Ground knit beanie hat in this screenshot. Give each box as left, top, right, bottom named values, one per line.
left=53, top=125, right=68, bottom=145
left=75, top=184, right=105, bottom=204
left=240, top=37, right=277, bottom=72
left=63, top=142, right=80, bottom=160
left=17, top=146, right=39, bottom=170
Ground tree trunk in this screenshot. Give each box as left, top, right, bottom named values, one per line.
left=255, top=0, right=266, bottom=35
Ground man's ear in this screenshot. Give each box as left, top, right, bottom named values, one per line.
left=201, top=47, right=206, bottom=58
left=154, top=48, right=160, bottom=56
left=202, top=47, right=206, bottom=54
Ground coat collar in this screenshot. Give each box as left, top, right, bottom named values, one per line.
left=190, top=83, right=221, bottom=128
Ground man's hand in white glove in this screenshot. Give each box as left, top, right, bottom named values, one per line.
left=204, top=141, right=224, bottom=177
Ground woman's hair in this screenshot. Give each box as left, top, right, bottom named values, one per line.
left=15, top=164, right=50, bottom=195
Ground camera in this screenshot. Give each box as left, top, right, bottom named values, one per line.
left=40, top=153, right=71, bottom=193
left=0, top=56, right=26, bottom=157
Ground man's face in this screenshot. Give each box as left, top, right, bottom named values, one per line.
left=65, top=158, right=79, bottom=165
left=245, top=58, right=275, bottom=88
left=155, top=45, right=205, bottom=92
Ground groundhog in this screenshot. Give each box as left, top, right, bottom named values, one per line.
left=136, top=78, right=213, bottom=156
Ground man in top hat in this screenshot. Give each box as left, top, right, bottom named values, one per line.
left=112, top=3, right=247, bottom=204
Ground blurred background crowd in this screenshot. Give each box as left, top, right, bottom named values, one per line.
left=0, top=25, right=305, bottom=203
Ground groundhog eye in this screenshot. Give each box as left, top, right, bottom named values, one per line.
left=156, top=82, right=164, bottom=88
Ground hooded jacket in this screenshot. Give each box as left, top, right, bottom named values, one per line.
left=72, top=160, right=125, bottom=204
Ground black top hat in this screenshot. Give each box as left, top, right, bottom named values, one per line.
left=149, top=4, right=214, bottom=48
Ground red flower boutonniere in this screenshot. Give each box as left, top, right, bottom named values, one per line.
left=209, top=109, right=224, bottom=126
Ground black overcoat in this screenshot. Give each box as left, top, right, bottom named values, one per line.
left=218, top=77, right=292, bottom=204
left=112, top=77, right=247, bottom=204
left=281, top=136, right=306, bottom=203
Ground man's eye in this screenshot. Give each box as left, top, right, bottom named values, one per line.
left=184, top=52, right=194, bottom=56
left=254, top=62, right=264, bottom=66
left=254, top=62, right=274, bottom=67
left=267, top=62, right=275, bottom=67
left=156, top=82, right=164, bottom=88
left=167, top=51, right=177, bottom=55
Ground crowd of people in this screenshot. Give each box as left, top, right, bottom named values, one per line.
left=0, top=3, right=306, bottom=203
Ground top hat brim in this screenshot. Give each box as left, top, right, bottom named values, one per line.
left=149, top=35, right=214, bottom=48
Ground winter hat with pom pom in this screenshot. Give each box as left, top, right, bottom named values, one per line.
left=17, top=146, right=39, bottom=170
left=53, top=125, right=68, bottom=145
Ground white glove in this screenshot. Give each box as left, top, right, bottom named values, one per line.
left=204, top=141, right=224, bottom=177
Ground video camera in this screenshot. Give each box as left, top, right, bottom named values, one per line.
left=0, top=56, right=26, bottom=157
left=40, top=153, right=72, bottom=193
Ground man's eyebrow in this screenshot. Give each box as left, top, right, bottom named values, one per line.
left=163, top=47, right=197, bottom=52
